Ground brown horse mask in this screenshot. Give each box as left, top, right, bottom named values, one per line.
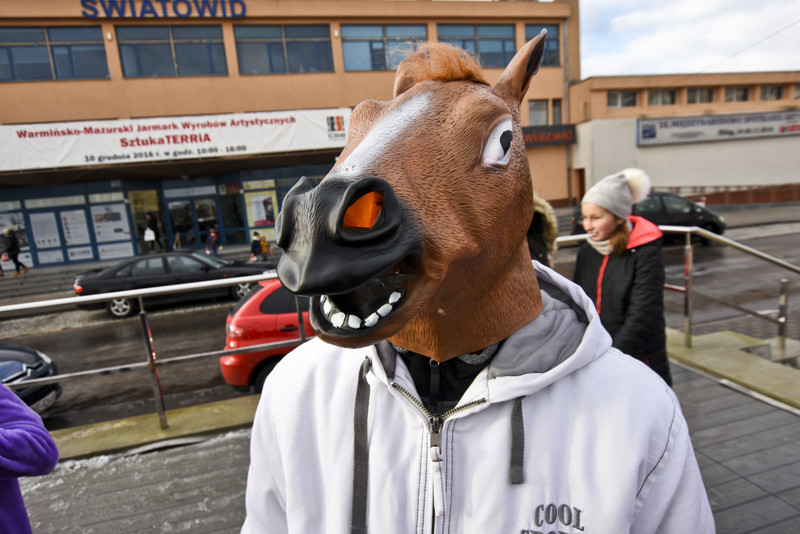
left=276, top=32, right=547, bottom=362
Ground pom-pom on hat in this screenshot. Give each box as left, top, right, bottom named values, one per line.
left=581, top=168, right=651, bottom=219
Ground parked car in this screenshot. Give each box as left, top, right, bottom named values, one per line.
left=73, top=251, right=276, bottom=318
left=571, top=192, right=727, bottom=240
left=219, top=279, right=315, bottom=392
left=0, top=344, right=61, bottom=413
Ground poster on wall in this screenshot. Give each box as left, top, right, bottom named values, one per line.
left=67, top=247, right=94, bottom=262
left=60, top=209, right=91, bottom=246
left=91, top=204, right=131, bottom=243
left=37, top=249, right=65, bottom=265
left=98, top=242, right=134, bottom=260
left=245, top=192, right=277, bottom=227
left=29, top=212, right=61, bottom=249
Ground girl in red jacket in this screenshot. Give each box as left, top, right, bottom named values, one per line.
left=573, top=168, right=673, bottom=385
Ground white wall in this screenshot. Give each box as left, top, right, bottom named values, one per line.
left=574, top=118, right=800, bottom=190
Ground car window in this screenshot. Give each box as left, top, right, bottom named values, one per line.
left=663, top=195, right=693, bottom=215
left=114, top=264, right=134, bottom=277
left=130, top=257, right=166, bottom=277
left=634, top=195, right=661, bottom=218
left=260, top=287, right=310, bottom=314
left=167, top=255, right=205, bottom=274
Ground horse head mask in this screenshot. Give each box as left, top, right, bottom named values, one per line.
left=276, top=31, right=547, bottom=362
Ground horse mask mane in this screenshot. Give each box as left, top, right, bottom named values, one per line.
left=276, top=31, right=547, bottom=362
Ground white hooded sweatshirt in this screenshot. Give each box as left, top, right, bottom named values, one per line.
left=242, top=264, right=715, bottom=533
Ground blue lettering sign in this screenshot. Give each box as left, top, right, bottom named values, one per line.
left=80, top=0, right=247, bottom=18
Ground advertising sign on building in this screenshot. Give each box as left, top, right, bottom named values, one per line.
left=637, top=110, right=800, bottom=146
left=0, top=108, right=351, bottom=172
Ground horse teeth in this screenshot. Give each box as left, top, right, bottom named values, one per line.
left=364, top=313, right=379, bottom=328
left=323, top=298, right=332, bottom=315
left=348, top=315, right=362, bottom=329
left=331, top=312, right=346, bottom=328
left=377, top=304, right=392, bottom=317
left=389, top=291, right=401, bottom=304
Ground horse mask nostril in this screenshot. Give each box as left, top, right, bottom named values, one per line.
left=343, top=191, right=385, bottom=230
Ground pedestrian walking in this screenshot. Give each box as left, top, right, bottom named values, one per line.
left=1, top=227, right=29, bottom=277
left=144, top=212, right=164, bottom=251
left=249, top=232, right=261, bottom=261
left=205, top=227, right=221, bottom=255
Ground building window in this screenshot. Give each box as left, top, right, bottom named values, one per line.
left=525, top=24, right=559, bottom=66
left=648, top=89, right=676, bottom=106
left=761, top=85, right=783, bottom=101
left=688, top=87, right=714, bottom=104
left=552, top=98, right=562, bottom=125
left=0, top=26, right=108, bottom=82
left=234, top=25, right=333, bottom=75
left=607, top=90, right=638, bottom=108
left=437, top=24, right=515, bottom=68
left=795, top=84, right=800, bottom=99
left=529, top=100, right=548, bottom=126
left=724, top=86, right=750, bottom=102
left=117, top=25, right=227, bottom=78
left=341, top=24, right=426, bottom=71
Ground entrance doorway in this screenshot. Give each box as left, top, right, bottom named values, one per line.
left=168, top=197, right=219, bottom=250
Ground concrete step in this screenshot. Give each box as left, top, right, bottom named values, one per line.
left=667, top=327, right=800, bottom=410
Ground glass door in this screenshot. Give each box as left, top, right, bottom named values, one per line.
left=167, top=198, right=219, bottom=250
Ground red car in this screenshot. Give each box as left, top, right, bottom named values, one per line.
left=220, top=279, right=314, bottom=392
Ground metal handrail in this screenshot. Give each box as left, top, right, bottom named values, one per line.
left=558, top=225, right=797, bottom=350
left=1, top=271, right=311, bottom=429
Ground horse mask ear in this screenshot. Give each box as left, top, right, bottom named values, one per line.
left=492, top=29, right=547, bottom=108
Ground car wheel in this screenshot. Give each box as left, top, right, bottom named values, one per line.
left=253, top=356, right=284, bottom=393
left=231, top=282, right=252, bottom=300
left=106, top=297, right=136, bottom=318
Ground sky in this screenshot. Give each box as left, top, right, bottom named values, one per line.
left=579, top=0, right=800, bottom=78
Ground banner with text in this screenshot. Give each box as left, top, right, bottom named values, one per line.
left=0, top=108, right=350, bottom=172
left=637, top=110, right=800, bottom=146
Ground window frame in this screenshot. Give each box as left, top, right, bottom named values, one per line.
left=234, top=24, right=333, bottom=75
left=525, top=24, right=560, bottom=66
left=724, top=86, right=750, bottom=103
left=528, top=99, right=549, bottom=126
left=687, top=87, right=715, bottom=104
left=607, top=90, right=638, bottom=108
left=648, top=88, right=677, bottom=106
left=341, top=24, right=427, bottom=72
left=760, top=84, right=783, bottom=101
left=0, top=26, right=109, bottom=82
left=437, top=23, right=515, bottom=68
left=116, top=24, right=227, bottom=79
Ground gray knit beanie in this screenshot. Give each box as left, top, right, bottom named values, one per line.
left=581, top=168, right=651, bottom=219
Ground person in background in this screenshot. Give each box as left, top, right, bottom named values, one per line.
left=206, top=227, right=221, bottom=256
left=145, top=212, right=164, bottom=251
left=526, top=190, right=558, bottom=267
left=573, top=168, right=672, bottom=385
left=1, top=383, right=59, bottom=534
left=1, top=227, right=29, bottom=277
left=259, top=235, right=273, bottom=261
left=250, top=231, right=262, bottom=261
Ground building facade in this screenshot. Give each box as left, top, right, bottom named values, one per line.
left=0, top=0, right=580, bottom=268
left=569, top=72, right=800, bottom=203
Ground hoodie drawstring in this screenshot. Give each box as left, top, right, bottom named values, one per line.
left=509, top=397, right=525, bottom=485
left=351, top=356, right=372, bottom=534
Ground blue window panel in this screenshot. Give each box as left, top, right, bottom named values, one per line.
left=287, top=41, right=332, bottom=73
left=4, top=46, right=51, bottom=80
left=0, top=27, right=45, bottom=43
left=52, top=45, right=109, bottom=79
left=175, top=43, right=227, bottom=76
left=526, top=24, right=560, bottom=66
left=117, top=26, right=170, bottom=41
left=342, top=40, right=373, bottom=71
left=120, top=43, right=175, bottom=77
left=47, top=26, right=103, bottom=42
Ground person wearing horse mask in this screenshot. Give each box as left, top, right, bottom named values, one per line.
left=242, top=32, right=714, bottom=534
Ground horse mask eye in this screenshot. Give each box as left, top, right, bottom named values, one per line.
left=481, top=117, right=514, bottom=167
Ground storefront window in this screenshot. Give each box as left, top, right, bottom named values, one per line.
left=525, top=24, right=560, bottom=66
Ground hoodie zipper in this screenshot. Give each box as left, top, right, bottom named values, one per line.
left=391, top=381, right=487, bottom=520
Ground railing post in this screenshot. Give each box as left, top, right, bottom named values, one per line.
left=778, top=278, right=789, bottom=353
left=295, top=296, right=308, bottom=343
left=138, top=296, right=168, bottom=429
left=683, top=233, right=694, bottom=348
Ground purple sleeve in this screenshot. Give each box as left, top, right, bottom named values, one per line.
left=0, top=384, right=59, bottom=479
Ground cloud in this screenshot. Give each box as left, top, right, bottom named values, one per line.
left=580, top=0, right=800, bottom=77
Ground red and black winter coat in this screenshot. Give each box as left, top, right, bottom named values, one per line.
left=573, top=216, right=672, bottom=385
